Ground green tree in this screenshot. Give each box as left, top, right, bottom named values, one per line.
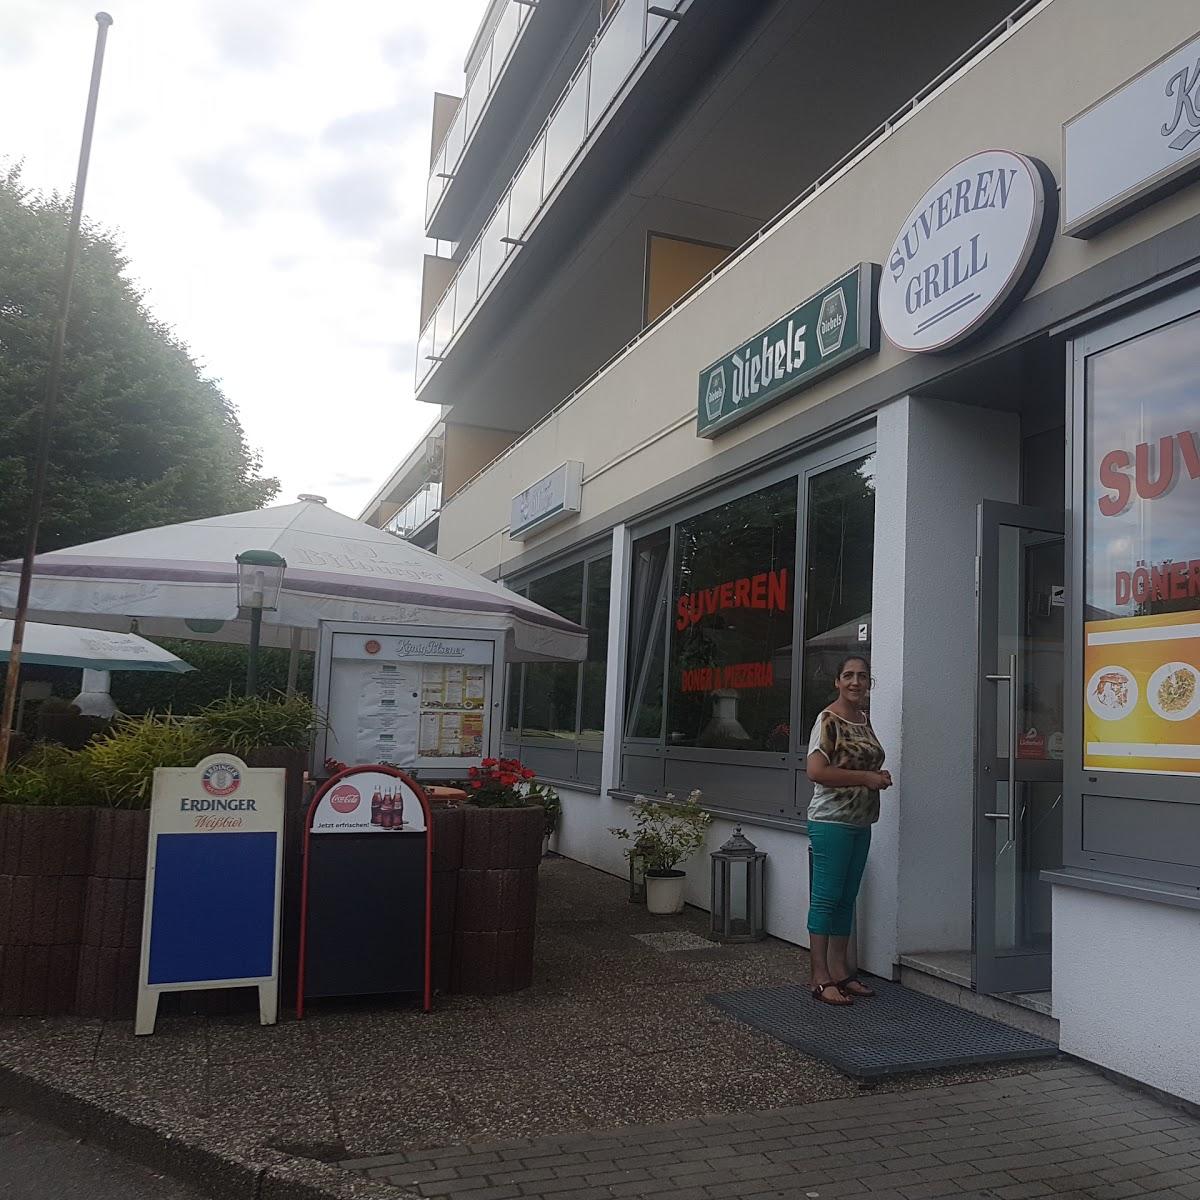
left=0, top=162, right=277, bottom=560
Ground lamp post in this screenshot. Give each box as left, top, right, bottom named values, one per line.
left=235, top=550, right=286, bottom=697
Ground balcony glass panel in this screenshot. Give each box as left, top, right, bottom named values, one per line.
left=425, top=153, right=446, bottom=224
left=444, top=103, right=466, bottom=171
left=492, top=0, right=520, bottom=76
left=432, top=293, right=455, bottom=357
left=646, top=0, right=683, bottom=46
left=385, top=482, right=442, bottom=538
left=508, top=135, right=545, bottom=237
left=465, top=46, right=493, bottom=133
left=479, top=196, right=511, bottom=292
left=453, top=244, right=482, bottom=327
left=588, top=0, right=642, bottom=131
left=416, top=317, right=436, bottom=385
left=544, top=65, right=588, bottom=193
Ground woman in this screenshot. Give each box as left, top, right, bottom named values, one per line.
left=805, top=654, right=892, bottom=1005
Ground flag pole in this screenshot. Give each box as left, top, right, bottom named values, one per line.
left=0, top=13, right=114, bottom=773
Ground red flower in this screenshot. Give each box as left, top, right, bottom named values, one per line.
left=482, top=757, right=498, bottom=768
left=500, top=773, right=517, bottom=787
left=467, top=766, right=479, bottom=778
left=470, top=780, right=482, bottom=790
left=522, top=769, right=536, bottom=780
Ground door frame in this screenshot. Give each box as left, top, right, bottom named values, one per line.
left=973, top=500, right=1065, bottom=995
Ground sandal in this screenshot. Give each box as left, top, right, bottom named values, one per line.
left=835, top=976, right=876, bottom=998
left=812, top=980, right=853, bottom=1006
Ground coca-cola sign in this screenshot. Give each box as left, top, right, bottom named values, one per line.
left=1064, top=31, right=1200, bottom=238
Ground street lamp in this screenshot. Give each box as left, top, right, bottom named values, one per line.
left=235, top=550, right=286, bottom=697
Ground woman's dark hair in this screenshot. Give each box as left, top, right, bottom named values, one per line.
left=833, top=654, right=870, bottom=679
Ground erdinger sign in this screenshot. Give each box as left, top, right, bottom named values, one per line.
left=136, top=754, right=286, bottom=1035
left=879, top=150, right=1056, bottom=353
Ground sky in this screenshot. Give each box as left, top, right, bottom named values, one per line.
left=1, top=0, right=489, bottom=515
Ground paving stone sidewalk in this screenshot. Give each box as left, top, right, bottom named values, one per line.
left=346, top=1062, right=1200, bottom=1200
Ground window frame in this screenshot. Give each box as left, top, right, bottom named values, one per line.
left=503, top=539, right=613, bottom=789
left=1066, top=283, right=1200, bottom=887
left=620, top=425, right=877, bottom=823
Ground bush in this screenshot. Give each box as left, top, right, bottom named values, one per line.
left=610, top=791, right=711, bottom=873
left=0, top=694, right=318, bottom=809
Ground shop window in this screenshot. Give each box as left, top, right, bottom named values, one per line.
left=625, top=528, right=670, bottom=739
left=1084, top=308, right=1200, bottom=780
left=666, top=479, right=797, bottom=750
left=505, top=553, right=611, bottom=785
left=800, top=455, right=877, bottom=738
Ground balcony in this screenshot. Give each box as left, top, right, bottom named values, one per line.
left=425, top=0, right=590, bottom=240
left=416, top=0, right=698, bottom=396
left=383, top=481, right=442, bottom=540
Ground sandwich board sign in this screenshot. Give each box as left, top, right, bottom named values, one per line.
left=136, top=753, right=286, bottom=1035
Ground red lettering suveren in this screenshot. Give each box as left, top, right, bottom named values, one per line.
left=674, top=569, right=789, bottom=630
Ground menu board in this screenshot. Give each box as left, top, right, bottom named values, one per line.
left=317, top=626, right=499, bottom=774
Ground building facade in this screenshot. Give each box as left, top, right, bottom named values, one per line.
left=389, top=0, right=1200, bottom=1103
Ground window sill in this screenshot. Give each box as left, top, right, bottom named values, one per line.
left=1042, top=867, right=1200, bottom=913
left=537, top=777, right=602, bottom=796
left=608, top=789, right=808, bottom=835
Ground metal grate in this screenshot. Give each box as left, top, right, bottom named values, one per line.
left=708, top=979, right=1057, bottom=1078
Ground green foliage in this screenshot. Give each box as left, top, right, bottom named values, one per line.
left=193, top=693, right=317, bottom=755
left=110, top=639, right=314, bottom=715
left=610, top=790, right=712, bottom=873
left=79, top=715, right=213, bottom=808
left=0, top=162, right=278, bottom=561
left=0, top=695, right=317, bottom=809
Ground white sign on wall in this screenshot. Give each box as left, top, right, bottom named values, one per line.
left=510, top=461, right=583, bottom=540
left=878, top=150, right=1054, bottom=353
left=1064, top=32, right=1200, bottom=238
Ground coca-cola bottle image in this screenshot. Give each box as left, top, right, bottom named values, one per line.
left=393, top=787, right=405, bottom=828
left=370, top=788, right=382, bottom=826
left=380, top=794, right=394, bottom=829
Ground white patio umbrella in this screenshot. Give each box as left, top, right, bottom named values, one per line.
left=0, top=498, right=585, bottom=662
left=0, top=621, right=193, bottom=673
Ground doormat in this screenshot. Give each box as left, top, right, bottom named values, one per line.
left=707, top=979, right=1057, bottom=1078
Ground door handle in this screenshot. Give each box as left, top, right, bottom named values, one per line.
left=983, top=653, right=1018, bottom=838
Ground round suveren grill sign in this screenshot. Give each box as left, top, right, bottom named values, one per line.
left=878, top=149, right=1053, bottom=353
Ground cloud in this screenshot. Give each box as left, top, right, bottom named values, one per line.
left=183, top=157, right=267, bottom=223
left=312, top=167, right=396, bottom=238
left=322, top=101, right=427, bottom=150
left=211, top=10, right=292, bottom=70
left=381, top=28, right=430, bottom=71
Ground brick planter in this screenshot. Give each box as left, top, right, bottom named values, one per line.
left=451, top=806, right=543, bottom=995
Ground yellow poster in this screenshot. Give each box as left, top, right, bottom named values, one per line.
left=1084, top=610, right=1200, bottom=775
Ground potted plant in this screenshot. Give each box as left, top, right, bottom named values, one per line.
left=465, top=757, right=561, bottom=852
left=611, top=790, right=711, bottom=914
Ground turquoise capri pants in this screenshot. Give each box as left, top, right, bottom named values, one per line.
left=807, top=820, right=871, bottom=937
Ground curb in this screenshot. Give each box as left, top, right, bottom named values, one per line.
left=0, top=1061, right=414, bottom=1200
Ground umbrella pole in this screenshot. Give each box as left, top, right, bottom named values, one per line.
left=285, top=627, right=302, bottom=697
left=0, top=14, right=114, bottom=773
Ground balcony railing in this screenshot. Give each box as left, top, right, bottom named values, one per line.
left=384, top=482, right=442, bottom=539
left=426, top=0, right=535, bottom=230
left=416, top=0, right=686, bottom=391
left=436, top=0, right=1048, bottom=505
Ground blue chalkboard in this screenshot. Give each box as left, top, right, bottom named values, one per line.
left=148, top=832, right=277, bottom=985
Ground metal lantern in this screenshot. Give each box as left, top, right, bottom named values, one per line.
left=710, top=826, right=766, bottom=942
left=628, top=837, right=652, bottom=904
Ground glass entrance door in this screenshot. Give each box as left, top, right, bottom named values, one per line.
left=974, top=502, right=1065, bottom=995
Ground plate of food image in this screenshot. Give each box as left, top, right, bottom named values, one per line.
left=1147, top=661, right=1200, bottom=722
left=1086, top=666, right=1139, bottom=721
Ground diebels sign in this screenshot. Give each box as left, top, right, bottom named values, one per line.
left=879, top=150, right=1056, bottom=353
left=697, top=263, right=878, bottom=438
left=1064, top=32, right=1200, bottom=238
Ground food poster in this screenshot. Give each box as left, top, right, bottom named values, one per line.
left=1085, top=610, right=1200, bottom=774
left=417, top=664, right=488, bottom=757
left=1084, top=311, right=1200, bottom=775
